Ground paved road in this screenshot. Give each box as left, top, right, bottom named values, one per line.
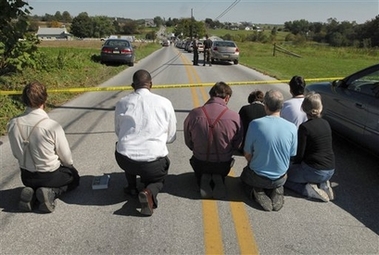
left=1, top=46, right=378, bottom=254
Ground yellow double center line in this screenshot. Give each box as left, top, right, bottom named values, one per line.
left=179, top=51, right=259, bottom=255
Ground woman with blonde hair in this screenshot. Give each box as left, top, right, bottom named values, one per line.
left=284, top=91, right=335, bottom=202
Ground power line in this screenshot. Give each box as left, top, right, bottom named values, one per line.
left=214, top=0, right=241, bottom=21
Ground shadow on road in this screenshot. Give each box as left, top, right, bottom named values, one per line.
left=162, top=172, right=261, bottom=210
left=329, top=134, right=379, bottom=234
left=0, top=172, right=131, bottom=213
left=2, top=139, right=378, bottom=230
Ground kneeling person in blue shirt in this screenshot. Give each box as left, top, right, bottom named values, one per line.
left=240, top=89, right=297, bottom=211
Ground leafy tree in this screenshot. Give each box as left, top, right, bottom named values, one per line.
left=359, top=15, right=379, bottom=47
left=62, top=11, right=72, bottom=23
left=285, top=33, right=296, bottom=42
left=328, top=32, right=346, bottom=47
left=28, top=20, right=39, bottom=32
left=171, top=18, right=180, bottom=27
left=122, top=20, right=138, bottom=35
left=204, top=18, right=213, bottom=29
left=246, top=31, right=268, bottom=43
left=54, top=11, right=62, bottom=21
left=165, top=17, right=173, bottom=27
left=286, top=19, right=310, bottom=35
left=0, top=0, right=39, bottom=75
left=153, top=16, right=163, bottom=27
left=173, top=18, right=205, bottom=38
left=205, top=18, right=222, bottom=29
left=42, top=13, right=54, bottom=22
left=92, top=16, right=115, bottom=38
left=145, top=31, right=156, bottom=40
left=70, top=12, right=92, bottom=38
left=309, top=22, right=324, bottom=34
left=113, top=20, right=120, bottom=34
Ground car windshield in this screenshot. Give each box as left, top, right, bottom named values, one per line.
left=348, top=70, right=379, bottom=97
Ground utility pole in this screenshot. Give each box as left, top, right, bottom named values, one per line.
left=190, top=8, right=193, bottom=39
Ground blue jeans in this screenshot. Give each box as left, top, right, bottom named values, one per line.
left=284, top=162, right=334, bottom=196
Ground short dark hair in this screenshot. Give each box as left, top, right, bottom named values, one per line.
left=132, top=69, right=152, bottom=89
left=289, top=76, right=306, bottom=96
left=248, top=90, right=264, bottom=103
left=209, top=81, right=232, bottom=99
left=264, top=89, right=284, bottom=112
left=22, top=81, right=47, bottom=108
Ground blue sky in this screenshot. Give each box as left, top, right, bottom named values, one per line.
left=27, top=0, right=379, bottom=24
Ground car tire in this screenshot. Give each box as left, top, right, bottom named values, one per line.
left=128, top=62, right=134, bottom=67
left=234, top=59, right=239, bottom=65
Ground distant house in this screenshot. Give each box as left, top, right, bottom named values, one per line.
left=36, top=27, right=73, bottom=40
left=145, top=19, right=156, bottom=27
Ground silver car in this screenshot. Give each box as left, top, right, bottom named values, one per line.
left=305, top=64, right=379, bottom=155
left=210, top=40, right=239, bottom=65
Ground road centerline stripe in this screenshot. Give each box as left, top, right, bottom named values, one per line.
left=229, top=170, right=259, bottom=254
left=203, top=200, right=225, bottom=254
left=183, top=50, right=258, bottom=254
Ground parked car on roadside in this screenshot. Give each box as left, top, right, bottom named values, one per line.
left=100, top=38, right=135, bottom=66
left=185, top=40, right=193, bottom=52
left=162, top=40, right=170, bottom=47
left=197, top=40, right=204, bottom=53
left=305, top=63, right=379, bottom=156
left=210, top=40, right=240, bottom=65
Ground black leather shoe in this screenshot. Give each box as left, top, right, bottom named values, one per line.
left=138, top=189, right=154, bottom=216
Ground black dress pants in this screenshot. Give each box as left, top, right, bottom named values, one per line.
left=115, top=150, right=170, bottom=207
left=193, top=49, right=199, bottom=65
left=189, top=156, right=233, bottom=185
left=21, top=166, right=80, bottom=196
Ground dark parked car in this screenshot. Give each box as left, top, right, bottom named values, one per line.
left=305, top=64, right=379, bottom=155
left=210, top=40, right=239, bottom=65
left=100, top=39, right=135, bottom=66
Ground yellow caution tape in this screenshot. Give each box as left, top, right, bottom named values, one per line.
left=0, top=77, right=343, bottom=95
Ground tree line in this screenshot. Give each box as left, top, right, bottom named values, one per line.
left=1, top=0, right=378, bottom=77
left=31, top=9, right=379, bottom=48
left=283, top=17, right=379, bottom=47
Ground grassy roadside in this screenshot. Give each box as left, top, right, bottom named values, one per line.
left=0, top=41, right=162, bottom=136
left=238, top=42, right=379, bottom=80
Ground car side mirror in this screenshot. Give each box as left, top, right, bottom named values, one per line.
left=332, top=79, right=344, bottom=87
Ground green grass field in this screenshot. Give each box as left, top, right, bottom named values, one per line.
left=238, top=42, right=378, bottom=80
left=0, top=41, right=161, bottom=136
